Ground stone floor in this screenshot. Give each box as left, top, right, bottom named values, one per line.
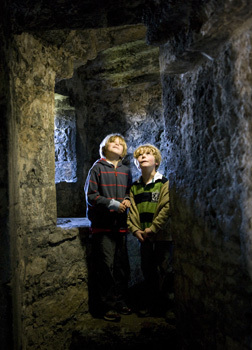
left=70, top=311, right=178, bottom=350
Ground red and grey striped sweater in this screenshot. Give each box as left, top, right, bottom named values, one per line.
left=84, top=158, right=132, bottom=232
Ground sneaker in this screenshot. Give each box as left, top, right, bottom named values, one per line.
left=165, top=310, right=176, bottom=324
left=119, top=306, right=132, bottom=315
left=103, top=310, right=121, bottom=322
left=138, top=308, right=151, bottom=317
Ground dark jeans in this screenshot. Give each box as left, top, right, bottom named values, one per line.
left=88, top=232, right=130, bottom=316
left=140, top=240, right=174, bottom=311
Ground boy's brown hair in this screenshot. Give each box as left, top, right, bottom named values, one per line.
left=99, top=133, right=127, bottom=159
left=134, top=144, right=162, bottom=170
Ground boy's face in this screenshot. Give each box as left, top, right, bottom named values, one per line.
left=106, top=137, right=124, bottom=158
left=137, top=149, right=158, bottom=171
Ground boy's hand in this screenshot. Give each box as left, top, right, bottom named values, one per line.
left=121, top=199, right=131, bottom=208
left=144, top=228, right=154, bottom=238
left=134, top=230, right=146, bottom=243
left=118, top=203, right=127, bottom=213
left=118, top=199, right=131, bottom=213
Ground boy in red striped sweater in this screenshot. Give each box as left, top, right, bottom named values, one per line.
left=84, top=134, right=132, bottom=322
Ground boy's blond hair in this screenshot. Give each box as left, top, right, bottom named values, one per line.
left=99, top=133, right=127, bottom=159
left=134, top=144, right=162, bottom=170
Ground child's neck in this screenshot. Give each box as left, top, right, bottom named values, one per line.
left=105, top=155, right=120, bottom=168
left=141, top=168, right=157, bottom=184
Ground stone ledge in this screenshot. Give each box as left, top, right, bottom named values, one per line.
left=57, top=217, right=91, bottom=228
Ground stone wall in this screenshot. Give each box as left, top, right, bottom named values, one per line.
left=2, top=1, right=252, bottom=349
left=153, top=2, right=252, bottom=348
left=7, top=33, right=91, bottom=350
left=21, top=227, right=89, bottom=350
left=0, top=28, right=13, bottom=350
left=54, top=94, right=77, bottom=184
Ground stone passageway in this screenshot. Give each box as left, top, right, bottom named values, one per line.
left=2, top=1, right=252, bottom=349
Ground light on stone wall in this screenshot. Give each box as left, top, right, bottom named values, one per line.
left=54, top=93, right=77, bottom=184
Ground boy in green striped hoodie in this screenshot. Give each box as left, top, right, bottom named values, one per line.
left=127, top=144, right=174, bottom=318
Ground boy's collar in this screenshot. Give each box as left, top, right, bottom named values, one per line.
left=137, top=171, right=162, bottom=184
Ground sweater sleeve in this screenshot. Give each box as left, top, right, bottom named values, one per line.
left=149, top=181, right=170, bottom=233
left=120, top=168, right=132, bottom=203
left=124, top=169, right=132, bottom=200
left=127, top=188, right=142, bottom=234
left=84, top=166, right=110, bottom=208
